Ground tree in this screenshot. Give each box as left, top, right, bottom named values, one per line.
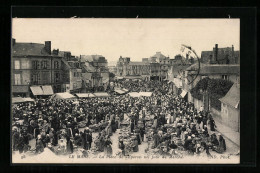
left=190, top=78, right=233, bottom=110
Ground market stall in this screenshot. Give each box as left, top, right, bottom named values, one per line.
left=75, top=93, right=95, bottom=98
left=93, top=92, right=110, bottom=97
left=50, top=93, right=77, bottom=100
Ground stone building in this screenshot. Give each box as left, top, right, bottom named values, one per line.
left=11, top=39, right=63, bottom=97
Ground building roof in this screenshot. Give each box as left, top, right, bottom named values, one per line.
left=187, top=64, right=239, bottom=75
left=12, top=43, right=51, bottom=56
left=151, top=52, right=167, bottom=59
left=128, top=62, right=149, bottom=65
left=199, top=64, right=240, bottom=75
left=80, top=55, right=107, bottom=63
left=82, top=64, right=96, bottom=73
left=219, top=83, right=240, bottom=108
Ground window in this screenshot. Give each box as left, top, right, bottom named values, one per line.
left=21, top=61, right=29, bottom=69
left=14, top=60, right=20, bottom=69
left=54, top=61, right=59, bottom=69
left=14, top=74, right=21, bottom=85
left=42, top=72, right=49, bottom=84
left=55, top=72, right=60, bottom=83
left=41, top=61, right=48, bottom=69
left=32, top=61, right=39, bottom=70
left=31, top=73, right=40, bottom=85
left=222, top=75, right=228, bottom=80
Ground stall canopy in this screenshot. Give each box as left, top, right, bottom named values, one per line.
left=180, top=90, right=187, bottom=98
left=114, top=88, right=129, bottom=95
left=114, top=89, right=126, bottom=94
left=12, top=97, right=26, bottom=104
left=42, top=85, right=54, bottom=95
left=93, top=92, right=110, bottom=97
left=75, top=93, right=95, bottom=98
left=139, top=92, right=153, bottom=97
left=128, top=92, right=152, bottom=97
left=30, top=86, right=44, bottom=96
left=23, top=98, right=35, bottom=102
left=116, top=76, right=124, bottom=80
left=128, top=92, right=139, bottom=97
left=12, top=97, right=35, bottom=104
left=51, top=93, right=76, bottom=100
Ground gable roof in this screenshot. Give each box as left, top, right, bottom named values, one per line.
left=12, top=43, right=51, bottom=56
left=219, top=83, right=240, bottom=108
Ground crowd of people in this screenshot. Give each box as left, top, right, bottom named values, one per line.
left=12, top=79, right=226, bottom=158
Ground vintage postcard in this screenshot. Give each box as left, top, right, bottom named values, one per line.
left=11, top=18, right=240, bottom=164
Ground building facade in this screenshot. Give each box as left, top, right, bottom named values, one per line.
left=12, top=39, right=63, bottom=97
left=80, top=55, right=110, bottom=92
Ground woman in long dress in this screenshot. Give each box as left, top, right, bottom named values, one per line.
left=104, top=136, right=113, bottom=156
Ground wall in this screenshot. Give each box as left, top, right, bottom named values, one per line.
left=69, top=68, right=82, bottom=90
left=221, top=103, right=240, bottom=132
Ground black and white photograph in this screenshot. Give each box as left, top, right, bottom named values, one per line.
left=11, top=18, right=240, bottom=164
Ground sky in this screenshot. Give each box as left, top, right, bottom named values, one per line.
left=12, top=18, right=240, bottom=65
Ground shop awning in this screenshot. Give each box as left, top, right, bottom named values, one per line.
left=42, top=85, right=54, bottom=95
left=30, top=86, right=44, bottom=95
left=180, top=90, right=187, bottom=98
left=51, top=93, right=76, bottom=100
left=93, top=92, right=110, bottom=97
left=12, top=97, right=25, bottom=104
left=75, top=93, right=95, bottom=98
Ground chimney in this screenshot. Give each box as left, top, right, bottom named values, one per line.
left=45, top=41, right=51, bottom=54
left=232, top=45, right=234, bottom=52
left=214, top=44, right=218, bottom=63
left=12, top=38, right=16, bottom=46
left=52, top=49, right=59, bottom=55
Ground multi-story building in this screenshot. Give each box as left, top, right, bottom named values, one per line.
left=12, top=39, right=63, bottom=97
left=80, top=55, right=110, bottom=91
left=116, top=52, right=170, bottom=81
left=182, top=63, right=240, bottom=104
left=58, top=51, right=83, bottom=93
left=201, top=44, right=240, bottom=64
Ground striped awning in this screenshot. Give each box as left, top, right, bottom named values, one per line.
left=30, top=86, right=44, bottom=95
left=42, top=85, right=54, bottom=95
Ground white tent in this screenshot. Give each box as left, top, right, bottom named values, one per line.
left=93, top=92, right=110, bottom=97
left=51, top=93, right=76, bottom=100
left=128, top=92, right=153, bottom=97
left=12, top=97, right=25, bottom=104
left=76, top=93, right=95, bottom=98
left=139, top=92, right=153, bottom=97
